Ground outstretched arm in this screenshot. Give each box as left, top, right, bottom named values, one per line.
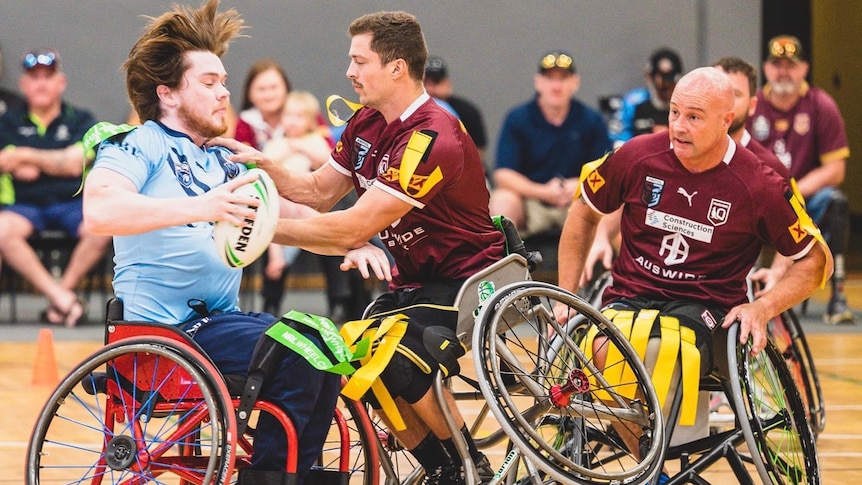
left=722, top=243, right=830, bottom=356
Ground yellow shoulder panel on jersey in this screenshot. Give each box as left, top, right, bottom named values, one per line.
left=575, top=151, right=611, bottom=199
left=399, top=130, right=443, bottom=198
left=786, top=180, right=832, bottom=287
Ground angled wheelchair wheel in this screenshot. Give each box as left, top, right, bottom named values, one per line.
left=315, top=394, right=380, bottom=485
left=728, top=324, right=820, bottom=485
left=473, top=281, right=665, bottom=485
left=26, top=336, right=236, bottom=485
left=768, top=308, right=825, bottom=437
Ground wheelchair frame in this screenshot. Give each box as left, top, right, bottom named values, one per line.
left=25, top=300, right=381, bottom=485
left=27, top=258, right=821, bottom=485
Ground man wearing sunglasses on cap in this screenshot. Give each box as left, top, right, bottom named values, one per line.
left=748, top=35, right=855, bottom=325
left=491, top=50, right=612, bottom=241
left=0, top=49, right=111, bottom=327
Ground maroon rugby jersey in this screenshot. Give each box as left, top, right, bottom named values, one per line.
left=580, top=132, right=816, bottom=309
left=748, top=83, right=850, bottom=180
left=740, top=129, right=789, bottom=180
left=330, top=93, right=505, bottom=287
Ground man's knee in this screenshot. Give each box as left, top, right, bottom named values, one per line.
left=0, top=211, right=35, bottom=242
left=819, top=189, right=849, bottom=250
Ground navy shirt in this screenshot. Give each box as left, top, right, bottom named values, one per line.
left=496, top=96, right=612, bottom=183
left=0, top=102, right=96, bottom=205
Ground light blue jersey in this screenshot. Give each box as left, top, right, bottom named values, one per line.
left=94, top=121, right=246, bottom=324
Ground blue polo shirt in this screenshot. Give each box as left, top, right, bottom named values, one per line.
left=0, top=102, right=96, bottom=205
left=495, top=96, right=612, bottom=183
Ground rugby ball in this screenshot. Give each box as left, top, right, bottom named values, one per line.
left=213, top=168, right=280, bottom=268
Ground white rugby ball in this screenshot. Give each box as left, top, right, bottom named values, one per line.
left=213, top=168, right=280, bottom=268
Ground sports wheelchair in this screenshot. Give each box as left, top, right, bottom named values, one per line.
left=367, top=268, right=818, bottom=484
left=26, top=298, right=381, bottom=485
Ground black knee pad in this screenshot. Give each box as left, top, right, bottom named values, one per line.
left=422, top=325, right=466, bottom=378
left=373, top=353, right=434, bottom=405
left=821, top=190, right=849, bottom=254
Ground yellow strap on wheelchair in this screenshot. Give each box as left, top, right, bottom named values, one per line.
left=678, top=326, right=700, bottom=425
left=630, top=309, right=657, bottom=361
left=652, top=316, right=700, bottom=426
left=652, top=316, right=680, bottom=415
left=603, top=311, right=635, bottom=399
left=339, top=315, right=409, bottom=431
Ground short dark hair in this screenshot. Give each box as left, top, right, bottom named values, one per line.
left=713, top=56, right=757, bottom=97
left=348, top=11, right=427, bottom=83
left=124, top=0, right=246, bottom=122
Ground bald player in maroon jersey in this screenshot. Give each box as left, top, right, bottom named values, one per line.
left=216, top=11, right=503, bottom=485
left=555, top=67, right=830, bottom=467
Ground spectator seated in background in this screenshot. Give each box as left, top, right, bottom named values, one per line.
left=489, top=49, right=612, bottom=240
left=424, top=55, right=488, bottom=160
left=748, top=35, right=855, bottom=325
left=0, top=48, right=110, bottom=326
left=609, top=47, right=683, bottom=145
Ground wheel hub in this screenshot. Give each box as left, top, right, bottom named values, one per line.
left=105, top=435, right=138, bottom=470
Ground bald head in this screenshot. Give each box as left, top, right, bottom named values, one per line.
left=673, top=67, right=734, bottom=112
left=668, top=67, right=735, bottom=170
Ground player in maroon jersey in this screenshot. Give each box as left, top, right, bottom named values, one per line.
left=748, top=35, right=853, bottom=324
left=555, top=67, right=831, bottom=468
left=216, top=11, right=503, bottom=485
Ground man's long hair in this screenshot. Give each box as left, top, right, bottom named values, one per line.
left=125, top=0, right=246, bottom=122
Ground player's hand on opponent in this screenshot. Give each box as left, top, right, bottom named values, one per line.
left=207, top=136, right=277, bottom=171
left=722, top=300, right=769, bottom=357
left=342, top=243, right=392, bottom=282
left=200, top=172, right=260, bottom=227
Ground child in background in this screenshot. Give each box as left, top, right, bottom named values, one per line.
left=260, top=91, right=331, bottom=315
left=263, top=90, right=331, bottom=173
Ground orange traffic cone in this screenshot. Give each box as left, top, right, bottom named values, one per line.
left=32, top=328, right=60, bottom=387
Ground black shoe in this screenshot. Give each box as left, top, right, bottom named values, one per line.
left=473, top=453, right=495, bottom=484
left=825, top=293, right=856, bottom=325
left=425, top=463, right=465, bottom=485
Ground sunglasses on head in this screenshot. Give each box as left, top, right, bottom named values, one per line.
left=769, top=39, right=799, bottom=59
left=23, top=51, right=58, bottom=70
left=541, top=53, right=573, bottom=70
left=426, top=57, right=445, bottom=71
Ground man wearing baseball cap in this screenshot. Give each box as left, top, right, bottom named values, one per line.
left=748, top=35, right=855, bottom=324
left=0, top=49, right=110, bottom=326
left=610, top=47, right=684, bottom=144
left=491, top=49, right=612, bottom=239
left=424, top=55, right=488, bottom=158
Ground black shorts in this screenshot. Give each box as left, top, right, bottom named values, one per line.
left=363, top=282, right=464, bottom=405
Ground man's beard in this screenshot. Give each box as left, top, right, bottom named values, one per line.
left=770, top=81, right=798, bottom=96
left=179, top=104, right=227, bottom=140
left=729, top=114, right=747, bottom=135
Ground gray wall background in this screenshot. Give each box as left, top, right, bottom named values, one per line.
left=0, top=1, right=760, bottom=168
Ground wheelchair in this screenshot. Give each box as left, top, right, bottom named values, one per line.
left=25, top=298, right=380, bottom=485
left=590, top=270, right=825, bottom=440
left=525, top=277, right=820, bottom=484
left=366, top=271, right=818, bottom=483
left=360, top=248, right=665, bottom=484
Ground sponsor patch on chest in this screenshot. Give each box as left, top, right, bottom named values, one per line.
left=645, top=209, right=714, bottom=243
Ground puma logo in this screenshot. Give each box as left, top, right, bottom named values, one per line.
left=677, top=187, right=697, bottom=206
